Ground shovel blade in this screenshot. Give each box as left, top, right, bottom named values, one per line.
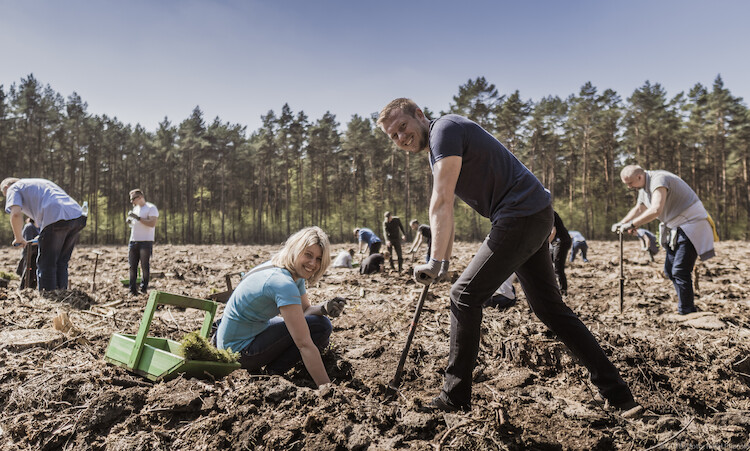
left=385, top=381, right=400, bottom=401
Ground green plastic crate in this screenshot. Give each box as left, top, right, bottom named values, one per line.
left=105, top=291, right=240, bottom=381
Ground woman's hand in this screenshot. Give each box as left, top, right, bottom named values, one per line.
left=279, top=304, right=331, bottom=387
left=320, top=297, right=347, bottom=317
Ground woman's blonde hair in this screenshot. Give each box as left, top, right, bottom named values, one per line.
left=271, top=226, right=331, bottom=284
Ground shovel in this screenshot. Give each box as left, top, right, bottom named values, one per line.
left=386, top=283, right=430, bottom=399
left=619, top=229, right=625, bottom=313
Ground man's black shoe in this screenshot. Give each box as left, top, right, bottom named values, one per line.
left=614, top=400, right=644, bottom=419
left=593, top=394, right=644, bottom=419
left=429, top=393, right=470, bottom=413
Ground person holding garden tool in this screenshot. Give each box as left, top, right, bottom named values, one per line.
left=353, top=227, right=382, bottom=256
left=378, top=98, right=641, bottom=417
left=612, top=165, right=717, bottom=315
left=2, top=177, right=86, bottom=291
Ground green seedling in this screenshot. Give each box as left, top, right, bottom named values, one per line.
left=0, top=271, right=19, bottom=280
left=180, top=331, right=239, bottom=364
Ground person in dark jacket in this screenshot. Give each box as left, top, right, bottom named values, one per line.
left=16, top=217, right=39, bottom=288
left=360, top=251, right=390, bottom=275
left=549, top=211, right=572, bottom=295
left=383, top=211, right=407, bottom=271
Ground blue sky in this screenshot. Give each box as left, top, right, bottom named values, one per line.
left=1, top=0, right=748, bottom=132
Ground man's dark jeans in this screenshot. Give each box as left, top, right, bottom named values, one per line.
left=664, top=228, right=698, bottom=314
left=442, top=204, right=633, bottom=407
left=369, top=241, right=382, bottom=255
left=129, top=241, right=153, bottom=293
left=238, top=315, right=332, bottom=374
left=37, top=216, right=87, bottom=291
left=387, top=239, right=404, bottom=271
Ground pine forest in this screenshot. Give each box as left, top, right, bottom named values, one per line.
left=2, top=74, right=749, bottom=244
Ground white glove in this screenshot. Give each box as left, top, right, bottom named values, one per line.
left=619, top=222, right=634, bottom=233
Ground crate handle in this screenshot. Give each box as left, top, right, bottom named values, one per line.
left=127, top=291, right=219, bottom=369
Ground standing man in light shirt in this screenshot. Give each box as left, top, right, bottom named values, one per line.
left=2, top=177, right=87, bottom=291
left=127, top=189, right=159, bottom=295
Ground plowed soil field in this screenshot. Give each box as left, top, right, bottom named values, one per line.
left=1, top=239, right=748, bottom=450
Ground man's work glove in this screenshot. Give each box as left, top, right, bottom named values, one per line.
left=613, top=222, right=634, bottom=234
left=437, top=260, right=450, bottom=281
left=414, top=259, right=442, bottom=285
left=610, top=222, right=622, bottom=233
left=321, top=297, right=347, bottom=318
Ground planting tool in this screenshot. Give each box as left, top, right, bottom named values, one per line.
left=386, top=283, right=431, bottom=399
left=91, top=250, right=103, bottom=292
left=619, top=229, right=625, bottom=313
left=105, top=291, right=240, bottom=381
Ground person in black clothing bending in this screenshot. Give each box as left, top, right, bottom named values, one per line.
left=408, top=219, right=432, bottom=263
left=360, top=251, right=390, bottom=275
left=549, top=211, right=572, bottom=296
left=383, top=211, right=407, bottom=272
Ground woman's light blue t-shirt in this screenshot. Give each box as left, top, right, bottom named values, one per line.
left=216, top=262, right=306, bottom=353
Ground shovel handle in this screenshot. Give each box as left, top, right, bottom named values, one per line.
left=388, top=283, right=430, bottom=392
left=619, top=230, right=625, bottom=313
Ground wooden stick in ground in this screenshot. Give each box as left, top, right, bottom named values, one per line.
left=91, top=250, right=103, bottom=292
left=619, top=230, right=625, bottom=313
